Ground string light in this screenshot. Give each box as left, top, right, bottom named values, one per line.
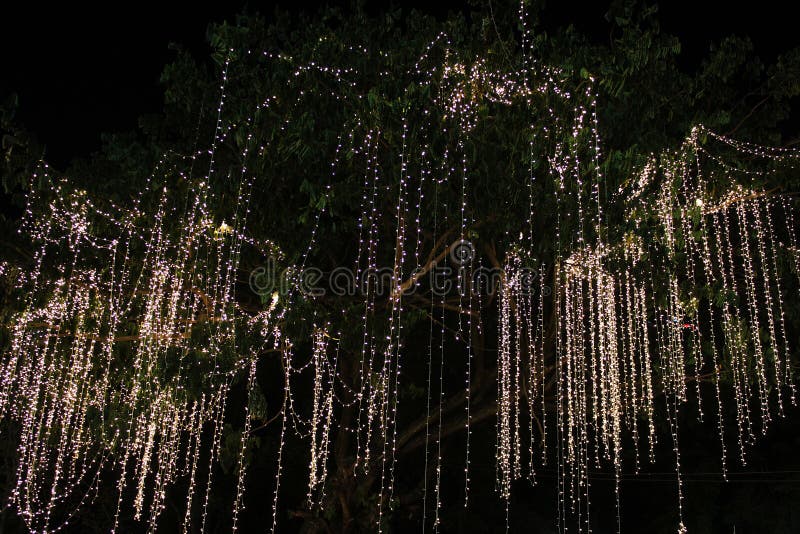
left=2, top=15, right=799, bottom=534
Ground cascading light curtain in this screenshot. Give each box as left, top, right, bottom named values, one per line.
left=1, top=20, right=799, bottom=534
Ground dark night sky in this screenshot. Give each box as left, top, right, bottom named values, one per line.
left=1, top=1, right=798, bottom=168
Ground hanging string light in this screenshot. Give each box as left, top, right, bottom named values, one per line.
left=1, top=14, right=799, bottom=534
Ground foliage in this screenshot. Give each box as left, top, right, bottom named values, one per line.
left=2, top=1, right=800, bottom=532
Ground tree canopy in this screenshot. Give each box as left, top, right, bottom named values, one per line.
left=2, top=2, right=800, bottom=533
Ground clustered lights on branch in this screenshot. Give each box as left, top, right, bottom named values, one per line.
left=500, top=123, right=800, bottom=533
left=1, top=16, right=800, bottom=534
left=0, top=126, right=286, bottom=533
left=0, top=54, right=290, bottom=532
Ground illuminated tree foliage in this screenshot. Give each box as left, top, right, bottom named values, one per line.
left=2, top=2, right=800, bottom=533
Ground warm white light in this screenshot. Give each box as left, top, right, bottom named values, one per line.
left=1, top=15, right=798, bottom=534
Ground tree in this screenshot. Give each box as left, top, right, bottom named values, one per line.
left=2, top=2, right=800, bottom=533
